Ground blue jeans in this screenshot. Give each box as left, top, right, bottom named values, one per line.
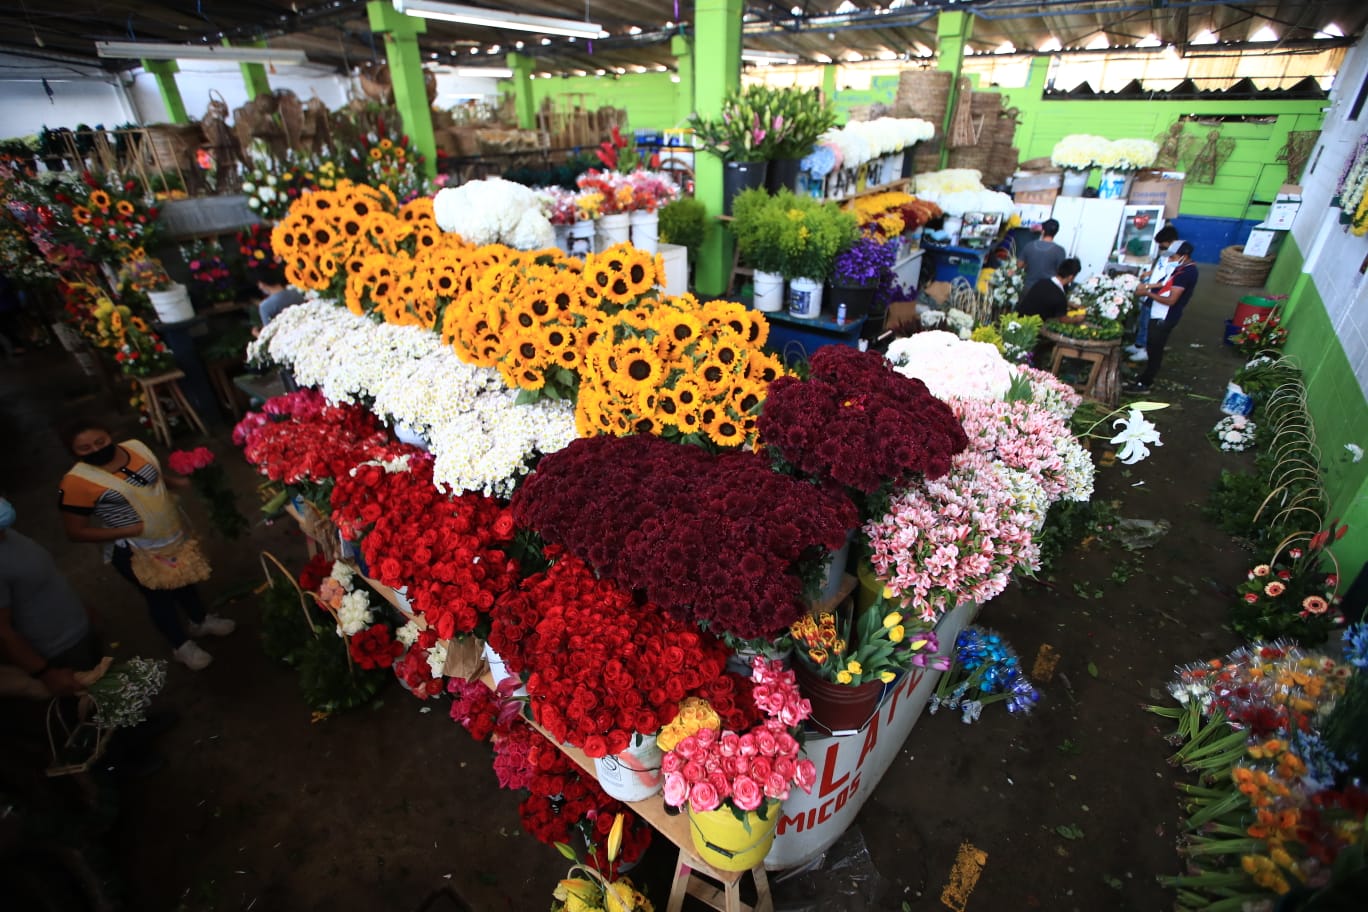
left=1134, top=298, right=1153, bottom=347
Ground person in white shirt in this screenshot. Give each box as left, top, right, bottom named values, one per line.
left=1128, top=226, right=1183, bottom=363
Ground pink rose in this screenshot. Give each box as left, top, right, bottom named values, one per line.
left=732, top=775, right=764, bottom=811
left=708, top=771, right=730, bottom=799
left=696, top=726, right=717, bottom=748
left=721, top=756, right=738, bottom=777
left=774, top=757, right=795, bottom=780
left=718, top=732, right=741, bottom=757
left=750, top=756, right=773, bottom=782
left=662, top=752, right=683, bottom=775
left=675, top=734, right=698, bottom=759
left=682, top=760, right=705, bottom=784
left=794, top=759, right=817, bottom=792
left=764, top=772, right=788, bottom=799
left=733, top=755, right=751, bottom=776
left=689, top=781, right=720, bottom=813
left=756, top=730, right=778, bottom=757
left=775, top=732, right=799, bottom=758
left=738, top=733, right=758, bottom=757
left=663, top=773, right=689, bottom=807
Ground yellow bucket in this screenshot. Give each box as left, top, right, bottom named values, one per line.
left=687, top=802, right=779, bottom=872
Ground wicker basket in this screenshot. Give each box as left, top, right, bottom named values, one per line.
left=894, top=69, right=952, bottom=129
left=1215, top=244, right=1278, bottom=287
left=912, top=140, right=944, bottom=174
left=948, top=145, right=994, bottom=174
left=144, top=123, right=203, bottom=172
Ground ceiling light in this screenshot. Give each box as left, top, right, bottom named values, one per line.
left=790, top=5, right=802, bottom=13
left=574, top=69, right=587, bottom=76
left=1085, top=34, right=1110, bottom=50
left=452, top=66, right=513, bottom=78
left=632, top=65, right=647, bottom=73
left=1038, top=36, right=1061, bottom=53
left=813, top=52, right=832, bottom=64
left=655, top=64, right=668, bottom=72
left=596, top=68, right=606, bottom=76
left=488, top=45, right=500, bottom=53
left=391, top=0, right=606, bottom=39
left=1315, top=23, right=1343, bottom=39
left=913, top=43, right=934, bottom=57
left=96, top=41, right=307, bottom=65
left=540, top=38, right=552, bottom=46
left=1191, top=29, right=1218, bottom=45
left=1250, top=25, right=1277, bottom=43
left=515, top=40, right=525, bottom=49
left=994, top=41, right=1015, bottom=54
left=878, top=51, right=898, bottom=60
left=742, top=49, right=799, bottom=64
left=1136, top=33, right=1161, bottom=48
left=845, top=51, right=864, bottom=62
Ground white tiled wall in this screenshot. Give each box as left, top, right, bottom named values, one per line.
left=1294, top=38, right=1368, bottom=399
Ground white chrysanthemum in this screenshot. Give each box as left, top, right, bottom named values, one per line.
left=1002, top=466, right=1051, bottom=532
left=885, top=331, right=1014, bottom=401
left=336, top=590, right=373, bottom=636
left=508, top=207, right=557, bottom=251
left=329, top=561, right=356, bottom=586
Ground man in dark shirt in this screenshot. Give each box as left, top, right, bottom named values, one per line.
left=1125, top=242, right=1198, bottom=393
left=1018, top=219, right=1067, bottom=292
left=1019, top=257, right=1081, bottom=319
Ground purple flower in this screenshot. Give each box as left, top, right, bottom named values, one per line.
left=832, top=236, right=896, bottom=287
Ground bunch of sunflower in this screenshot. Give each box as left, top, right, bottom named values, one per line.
left=66, top=172, right=159, bottom=257
left=577, top=295, right=783, bottom=448
left=348, top=130, right=427, bottom=202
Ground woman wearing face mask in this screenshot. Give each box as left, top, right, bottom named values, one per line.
left=1127, top=226, right=1183, bottom=363
left=57, top=421, right=232, bottom=670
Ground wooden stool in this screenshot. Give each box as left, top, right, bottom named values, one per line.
left=205, top=358, right=246, bottom=420
left=665, top=848, right=772, bottom=912
left=1049, top=344, right=1107, bottom=398
left=135, top=369, right=209, bottom=447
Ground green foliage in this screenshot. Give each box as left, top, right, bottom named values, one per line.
left=296, top=628, right=387, bottom=714
left=1034, top=499, right=1118, bottom=574
left=260, top=579, right=313, bottom=665
left=997, top=312, right=1043, bottom=363
left=1044, top=318, right=1123, bottom=340
left=731, top=189, right=857, bottom=281
left=689, top=85, right=837, bottom=162
left=1233, top=356, right=1302, bottom=410
left=658, top=197, right=709, bottom=258
left=1321, top=673, right=1368, bottom=783
left=1203, top=470, right=1268, bottom=537
left=504, top=153, right=598, bottom=190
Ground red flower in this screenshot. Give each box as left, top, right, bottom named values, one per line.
left=349, top=625, right=403, bottom=669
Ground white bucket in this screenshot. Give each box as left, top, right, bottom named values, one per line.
left=393, top=422, right=430, bottom=451
left=593, top=733, right=664, bottom=801
left=1060, top=168, right=1091, bottom=197
left=788, top=276, right=824, bottom=319
left=629, top=210, right=659, bottom=254
left=569, top=219, right=596, bottom=258
left=553, top=223, right=572, bottom=255
left=1097, top=169, right=1134, bottom=200
left=820, top=531, right=854, bottom=603
left=598, top=212, right=631, bottom=248
left=753, top=270, right=785, bottom=312
left=483, top=642, right=526, bottom=696
left=147, top=283, right=194, bottom=323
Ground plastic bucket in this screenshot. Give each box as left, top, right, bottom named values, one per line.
left=148, top=283, right=194, bottom=323
left=788, top=276, right=824, bottom=319
left=629, top=210, right=659, bottom=254
left=753, top=270, right=785, bottom=312
left=688, top=802, right=780, bottom=872
left=766, top=157, right=803, bottom=194
left=597, top=212, right=631, bottom=247
left=569, top=219, right=596, bottom=257
left=793, top=660, right=884, bottom=734
left=593, top=733, right=663, bottom=801
left=1060, top=168, right=1091, bottom=197
left=820, top=532, right=853, bottom=603
left=723, top=160, right=768, bottom=216
left=1233, top=296, right=1277, bottom=327
left=1097, top=169, right=1134, bottom=200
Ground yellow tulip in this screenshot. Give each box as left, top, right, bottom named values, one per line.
left=909, top=636, right=928, bottom=650
left=836, top=670, right=852, bottom=684
left=881, top=584, right=896, bottom=600
left=882, top=611, right=903, bottom=628
left=846, top=660, right=862, bottom=675
left=888, top=625, right=905, bottom=643
left=879, top=671, right=895, bottom=683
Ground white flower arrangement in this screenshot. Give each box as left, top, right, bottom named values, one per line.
left=433, top=178, right=556, bottom=250
left=1210, top=415, right=1257, bottom=452
left=396, top=620, right=421, bottom=647
left=336, top=589, right=375, bottom=637
left=1068, top=272, right=1142, bottom=323
left=329, top=560, right=356, bottom=587
left=912, top=170, right=1014, bottom=216
left=1058, top=436, right=1096, bottom=503
left=885, top=330, right=1015, bottom=401
left=250, top=298, right=577, bottom=498
left=1100, top=138, right=1159, bottom=171
left=914, top=168, right=985, bottom=195
left=1051, top=134, right=1111, bottom=170
left=1002, top=465, right=1051, bottom=532
left=822, top=117, right=935, bottom=167
left=425, top=641, right=449, bottom=679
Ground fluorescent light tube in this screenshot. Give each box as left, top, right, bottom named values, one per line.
left=392, top=0, right=606, bottom=39
left=451, top=66, right=513, bottom=78
left=96, top=41, right=307, bottom=65
left=741, top=49, right=799, bottom=64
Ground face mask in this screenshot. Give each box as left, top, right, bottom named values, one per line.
left=80, top=442, right=119, bottom=465
left=0, top=498, right=15, bottom=530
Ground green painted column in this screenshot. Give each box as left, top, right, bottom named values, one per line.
left=507, top=52, right=536, bottom=130
left=368, top=0, right=437, bottom=179
left=693, top=0, right=743, bottom=298
left=671, top=35, right=695, bottom=128
left=224, top=39, right=271, bottom=100
left=935, top=11, right=974, bottom=169
left=141, top=59, right=188, bottom=125
left=822, top=64, right=837, bottom=103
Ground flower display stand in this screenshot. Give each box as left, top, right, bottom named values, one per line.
left=1041, top=329, right=1122, bottom=406
left=135, top=369, right=209, bottom=447
left=665, top=851, right=772, bottom=912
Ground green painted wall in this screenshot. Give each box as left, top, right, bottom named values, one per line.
left=519, top=73, right=688, bottom=134
left=1272, top=234, right=1368, bottom=574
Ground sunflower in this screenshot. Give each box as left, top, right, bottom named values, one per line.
left=71, top=206, right=92, bottom=225
left=697, top=356, right=734, bottom=396
left=89, top=190, right=111, bottom=210
left=745, top=351, right=786, bottom=385
left=728, top=380, right=764, bottom=416
left=654, top=388, right=682, bottom=425
left=613, top=341, right=663, bottom=391
left=623, top=308, right=655, bottom=333
left=508, top=330, right=549, bottom=368
left=672, top=379, right=703, bottom=415
left=656, top=310, right=703, bottom=349
left=540, top=325, right=575, bottom=354
left=115, top=199, right=135, bottom=217
left=707, top=414, right=746, bottom=448
left=708, top=329, right=746, bottom=368
left=675, top=409, right=700, bottom=434
left=738, top=312, right=769, bottom=348
left=615, top=247, right=660, bottom=298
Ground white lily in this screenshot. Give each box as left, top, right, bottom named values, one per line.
left=1110, top=409, right=1163, bottom=464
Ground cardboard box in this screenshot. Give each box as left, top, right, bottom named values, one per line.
left=1128, top=170, right=1185, bottom=219
left=1266, top=183, right=1302, bottom=230
left=1014, top=187, right=1059, bottom=207
left=1243, top=227, right=1280, bottom=259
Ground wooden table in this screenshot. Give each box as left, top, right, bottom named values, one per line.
left=1041, top=328, right=1123, bottom=406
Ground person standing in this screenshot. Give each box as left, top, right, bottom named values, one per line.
left=1018, top=219, right=1067, bottom=293
left=1127, top=225, right=1183, bottom=363
left=251, top=263, right=304, bottom=328
left=58, top=421, right=233, bottom=670
left=1018, top=258, right=1082, bottom=320
left=1125, top=242, right=1199, bottom=393
left=0, top=496, right=94, bottom=696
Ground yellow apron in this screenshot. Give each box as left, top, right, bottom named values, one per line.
left=69, top=440, right=211, bottom=590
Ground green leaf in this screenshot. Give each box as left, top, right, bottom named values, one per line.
left=554, top=367, right=576, bottom=387
left=1055, top=824, right=1084, bottom=840
left=1127, top=400, right=1171, bottom=412
left=1087, top=662, right=1099, bottom=678
left=514, top=388, right=540, bottom=406
left=554, top=842, right=579, bottom=862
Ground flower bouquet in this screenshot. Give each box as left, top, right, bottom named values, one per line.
left=181, top=238, right=236, bottom=302
left=1068, top=272, right=1142, bottom=325
left=792, top=597, right=947, bottom=687
left=242, top=146, right=315, bottom=222
left=59, top=171, right=159, bottom=258
left=983, top=254, right=1025, bottom=314
left=1044, top=318, right=1124, bottom=341
left=1050, top=135, right=1110, bottom=170
left=929, top=627, right=1039, bottom=723
left=551, top=814, right=654, bottom=912
left=757, top=345, right=968, bottom=497
left=1231, top=541, right=1345, bottom=644
left=86, top=658, right=167, bottom=729
left=1210, top=414, right=1257, bottom=452
left=393, top=625, right=446, bottom=698
left=168, top=446, right=249, bottom=539
left=831, top=235, right=896, bottom=289
left=511, top=434, right=859, bottom=640
left=237, top=222, right=281, bottom=271
left=346, top=125, right=428, bottom=202
left=1098, top=138, right=1160, bottom=171
left=1231, top=311, right=1288, bottom=357
left=884, top=330, right=1016, bottom=401
left=660, top=658, right=817, bottom=871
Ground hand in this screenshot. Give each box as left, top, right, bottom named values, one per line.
left=40, top=667, right=81, bottom=696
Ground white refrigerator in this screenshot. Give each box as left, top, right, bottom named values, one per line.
left=1050, top=196, right=1128, bottom=280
